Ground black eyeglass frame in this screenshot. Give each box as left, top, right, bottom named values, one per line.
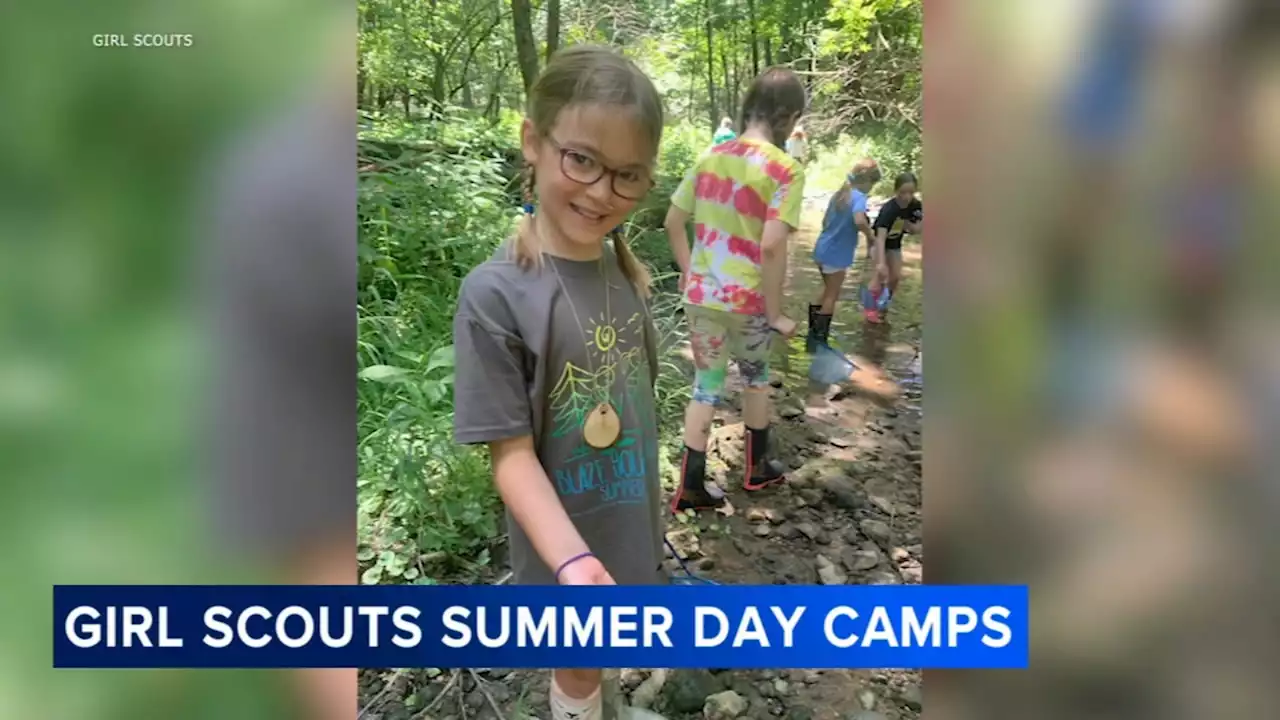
left=547, top=137, right=655, bottom=201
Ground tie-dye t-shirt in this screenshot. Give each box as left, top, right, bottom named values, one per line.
left=670, top=137, right=805, bottom=315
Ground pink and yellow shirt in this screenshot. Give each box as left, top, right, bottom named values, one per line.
left=671, top=137, right=805, bottom=315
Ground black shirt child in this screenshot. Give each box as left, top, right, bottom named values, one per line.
left=872, top=196, right=923, bottom=251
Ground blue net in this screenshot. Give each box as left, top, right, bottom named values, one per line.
left=809, top=341, right=856, bottom=386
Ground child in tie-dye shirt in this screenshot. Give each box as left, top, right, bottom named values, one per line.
left=664, top=67, right=806, bottom=510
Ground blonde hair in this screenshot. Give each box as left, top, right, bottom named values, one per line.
left=834, top=158, right=882, bottom=210
left=511, top=45, right=663, bottom=299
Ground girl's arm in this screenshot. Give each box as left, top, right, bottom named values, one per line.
left=855, top=211, right=873, bottom=250
left=874, top=227, right=889, bottom=270
left=489, top=435, right=613, bottom=584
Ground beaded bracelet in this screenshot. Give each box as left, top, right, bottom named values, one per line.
left=554, top=551, right=596, bottom=583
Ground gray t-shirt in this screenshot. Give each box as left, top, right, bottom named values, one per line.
left=453, top=243, right=666, bottom=586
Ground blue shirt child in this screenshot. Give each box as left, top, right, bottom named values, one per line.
left=812, top=185, right=868, bottom=270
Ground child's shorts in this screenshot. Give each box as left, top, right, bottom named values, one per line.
left=686, top=305, right=773, bottom=405
left=817, top=263, right=849, bottom=275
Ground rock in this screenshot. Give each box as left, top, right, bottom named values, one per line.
left=489, top=685, right=511, bottom=703
left=798, top=488, right=824, bottom=506
left=746, top=508, right=771, bottom=524
left=816, top=474, right=864, bottom=510
left=704, top=690, right=748, bottom=720
left=842, top=549, right=881, bottom=572
left=465, top=690, right=485, bottom=711
left=756, top=681, right=776, bottom=699
left=663, top=670, right=720, bottom=714
left=777, top=524, right=801, bottom=540
left=867, top=495, right=894, bottom=516
left=867, top=570, right=901, bottom=585
left=779, top=403, right=804, bottom=420
left=786, top=707, right=813, bottom=720
left=620, top=708, right=670, bottom=720
left=900, top=564, right=923, bottom=583
left=845, top=712, right=888, bottom=720
left=829, top=435, right=853, bottom=448
left=890, top=547, right=911, bottom=563
left=772, top=679, right=789, bottom=696
left=730, top=678, right=756, bottom=699
left=697, top=557, right=716, bottom=571
left=630, top=669, right=668, bottom=709
left=898, top=684, right=923, bottom=711
left=859, top=519, right=892, bottom=545
left=815, top=555, right=848, bottom=585
left=803, top=670, right=822, bottom=684
left=794, top=522, right=821, bottom=541
left=844, top=528, right=862, bottom=544
left=753, top=524, right=772, bottom=538
left=527, top=691, right=548, bottom=708
left=907, top=543, right=923, bottom=556
left=621, top=669, right=646, bottom=690
left=858, top=688, right=878, bottom=710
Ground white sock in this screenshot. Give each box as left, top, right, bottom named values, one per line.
left=550, top=677, right=603, bottom=720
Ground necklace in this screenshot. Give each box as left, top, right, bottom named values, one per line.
left=547, top=246, right=622, bottom=450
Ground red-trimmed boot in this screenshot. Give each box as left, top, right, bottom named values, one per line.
left=744, top=425, right=787, bottom=491
left=670, top=445, right=726, bottom=513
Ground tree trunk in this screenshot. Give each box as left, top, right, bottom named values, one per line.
left=545, top=0, right=560, bottom=63
left=511, top=0, right=539, bottom=94
left=748, top=0, right=759, bottom=75
left=721, top=46, right=731, bottom=120
left=704, top=0, right=717, bottom=128
left=764, top=37, right=772, bottom=66
left=401, top=87, right=411, bottom=120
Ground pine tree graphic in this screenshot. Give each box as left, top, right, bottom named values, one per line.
left=549, top=362, right=600, bottom=438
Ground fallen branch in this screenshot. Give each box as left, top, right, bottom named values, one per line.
left=469, top=670, right=509, bottom=720
left=357, top=569, right=513, bottom=719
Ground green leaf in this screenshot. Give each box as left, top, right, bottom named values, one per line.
left=357, top=547, right=375, bottom=562
left=360, top=364, right=410, bottom=383
left=427, top=345, right=455, bottom=372
left=361, top=566, right=383, bottom=585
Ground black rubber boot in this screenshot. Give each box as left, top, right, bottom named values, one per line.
left=805, top=304, right=822, bottom=352
left=812, top=312, right=833, bottom=349
left=670, top=445, right=726, bottom=512
left=743, top=426, right=787, bottom=491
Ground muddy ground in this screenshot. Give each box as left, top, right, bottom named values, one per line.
left=359, top=193, right=924, bottom=720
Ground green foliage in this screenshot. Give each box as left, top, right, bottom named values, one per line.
left=357, top=110, right=516, bottom=583
left=806, top=127, right=923, bottom=197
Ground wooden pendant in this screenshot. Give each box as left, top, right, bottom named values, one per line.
left=582, top=402, right=621, bottom=449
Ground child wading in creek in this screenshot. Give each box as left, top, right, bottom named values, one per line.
left=664, top=67, right=808, bottom=510
left=808, top=159, right=882, bottom=349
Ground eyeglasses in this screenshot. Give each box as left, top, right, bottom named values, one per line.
left=548, top=137, right=653, bottom=201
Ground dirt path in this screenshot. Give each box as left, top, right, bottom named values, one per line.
left=359, top=196, right=924, bottom=720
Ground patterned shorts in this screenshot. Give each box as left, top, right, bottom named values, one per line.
left=686, top=305, right=773, bottom=405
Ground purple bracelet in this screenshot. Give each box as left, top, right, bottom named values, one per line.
left=554, top=551, right=596, bottom=583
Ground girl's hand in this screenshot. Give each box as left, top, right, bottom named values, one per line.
left=679, top=269, right=690, bottom=293
left=558, top=553, right=616, bottom=586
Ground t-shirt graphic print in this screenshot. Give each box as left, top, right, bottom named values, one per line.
left=452, top=244, right=665, bottom=587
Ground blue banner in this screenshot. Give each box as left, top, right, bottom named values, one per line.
left=54, top=584, right=1028, bottom=669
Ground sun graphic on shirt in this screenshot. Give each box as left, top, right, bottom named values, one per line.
left=586, top=313, right=621, bottom=354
